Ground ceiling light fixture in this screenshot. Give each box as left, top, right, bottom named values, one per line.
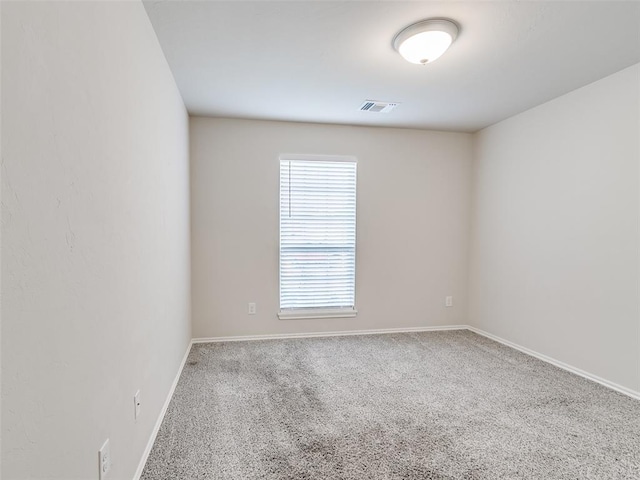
left=393, top=18, right=459, bottom=65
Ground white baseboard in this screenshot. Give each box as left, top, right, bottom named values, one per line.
left=467, top=326, right=640, bottom=401
left=132, top=340, right=193, bottom=480
left=192, top=324, right=468, bottom=344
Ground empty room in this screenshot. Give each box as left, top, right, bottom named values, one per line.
left=2, top=1, right=640, bottom=479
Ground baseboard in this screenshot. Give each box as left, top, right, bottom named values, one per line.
left=132, top=339, right=193, bottom=480
left=192, top=324, right=468, bottom=344
left=467, top=326, right=640, bottom=401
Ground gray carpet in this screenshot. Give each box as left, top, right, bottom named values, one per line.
left=140, top=330, right=640, bottom=479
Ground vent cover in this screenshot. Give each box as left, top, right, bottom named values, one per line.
left=359, top=100, right=399, bottom=113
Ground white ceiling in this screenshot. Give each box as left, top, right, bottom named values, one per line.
left=143, top=1, right=640, bottom=132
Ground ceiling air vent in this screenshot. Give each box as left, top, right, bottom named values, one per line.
left=359, top=100, right=399, bottom=113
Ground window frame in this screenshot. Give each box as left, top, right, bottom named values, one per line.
left=278, top=153, right=358, bottom=320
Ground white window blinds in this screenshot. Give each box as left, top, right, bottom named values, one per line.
left=279, top=155, right=357, bottom=317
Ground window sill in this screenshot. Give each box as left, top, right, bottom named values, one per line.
left=278, top=308, right=358, bottom=320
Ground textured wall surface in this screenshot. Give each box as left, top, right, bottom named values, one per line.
left=468, top=64, right=640, bottom=393
left=190, top=118, right=473, bottom=338
left=2, top=2, right=191, bottom=478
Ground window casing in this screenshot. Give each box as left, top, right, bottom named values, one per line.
left=278, top=154, right=357, bottom=320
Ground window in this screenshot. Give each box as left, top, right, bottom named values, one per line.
left=279, top=154, right=357, bottom=319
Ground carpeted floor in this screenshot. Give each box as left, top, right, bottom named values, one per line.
left=140, top=330, right=640, bottom=479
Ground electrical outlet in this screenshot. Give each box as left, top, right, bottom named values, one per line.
left=445, top=296, right=453, bottom=307
left=248, top=302, right=256, bottom=315
left=134, top=390, right=141, bottom=421
left=98, top=439, right=111, bottom=479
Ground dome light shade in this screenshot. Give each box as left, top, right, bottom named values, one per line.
left=393, top=19, right=459, bottom=65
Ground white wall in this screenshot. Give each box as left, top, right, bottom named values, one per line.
left=2, top=2, right=191, bottom=479
left=469, top=64, right=640, bottom=393
left=190, top=117, right=472, bottom=338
